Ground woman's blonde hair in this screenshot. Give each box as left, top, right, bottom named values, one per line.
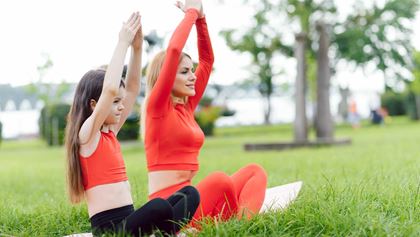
left=140, top=51, right=191, bottom=140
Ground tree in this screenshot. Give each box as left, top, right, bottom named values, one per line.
left=25, top=54, right=71, bottom=145
left=222, top=0, right=418, bottom=135
left=406, top=51, right=420, bottom=120
left=221, top=0, right=293, bottom=124
left=0, top=121, right=3, bottom=146
left=26, top=53, right=71, bottom=106
left=335, top=0, right=419, bottom=87
left=315, top=21, right=333, bottom=140
left=294, top=33, right=308, bottom=142
left=281, top=0, right=337, bottom=142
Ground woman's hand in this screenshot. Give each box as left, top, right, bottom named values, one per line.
left=119, top=12, right=142, bottom=46
left=175, top=0, right=204, bottom=18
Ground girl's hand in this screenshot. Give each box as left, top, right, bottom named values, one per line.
left=131, top=14, right=143, bottom=50
left=175, top=0, right=203, bottom=18
left=119, top=12, right=141, bottom=45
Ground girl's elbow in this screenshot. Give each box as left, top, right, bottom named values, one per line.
left=102, top=85, right=119, bottom=97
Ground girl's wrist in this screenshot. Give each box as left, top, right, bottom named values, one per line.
left=118, top=40, right=131, bottom=48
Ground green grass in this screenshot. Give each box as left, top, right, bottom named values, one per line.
left=0, top=117, right=419, bottom=236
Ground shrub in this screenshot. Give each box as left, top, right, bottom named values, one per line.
left=39, top=103, right=71, bottom=146
left=195, top=106, right=222, bottom=136
left=381, top=91, right=406, bottom=116
left=0, top=121, right=2, bottom=145
left=194, top=95, right=236, bottom=136
left=405, top=91, right=420, bottom=120
left=117, top=112, right=140, bottom=141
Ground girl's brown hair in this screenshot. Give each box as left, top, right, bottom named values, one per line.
left=64, top=69, right=124, bottom=203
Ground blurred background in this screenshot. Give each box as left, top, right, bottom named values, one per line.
left=0, top=0, right=419, bottom=144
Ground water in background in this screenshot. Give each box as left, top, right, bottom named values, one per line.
left=0, top=92, right=378, bottom=139
left=216, top=92, right=378, bottom=126
left=0, top=110, right=40, bottom=139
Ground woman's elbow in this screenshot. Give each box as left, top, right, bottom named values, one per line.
left=166, top=46, right=182, bottom=58
left=205, top=54, right=214, bottom=67
left=209, top=54, right=215, bottom=65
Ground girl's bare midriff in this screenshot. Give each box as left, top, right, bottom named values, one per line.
left=85, top=181, right=133, bottom=218
left=148, top=170, right=198, bottom=195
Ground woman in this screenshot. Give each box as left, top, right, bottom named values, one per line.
left=142, top=0, right=267, bottom=221
left=65, top=12, right=199, bottom=236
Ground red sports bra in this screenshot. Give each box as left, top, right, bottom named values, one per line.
left=79, top=131, right=128, bottom=190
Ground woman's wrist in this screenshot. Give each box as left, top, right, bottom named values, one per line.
left=186, top=8, right=200, bottom=17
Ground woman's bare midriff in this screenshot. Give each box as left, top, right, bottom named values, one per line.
left=148, top=170, right=197, bottom=195
left=85, top=181, right=133, bottom=218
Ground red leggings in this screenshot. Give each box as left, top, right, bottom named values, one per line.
left=149, top=163, right=267, bottom=221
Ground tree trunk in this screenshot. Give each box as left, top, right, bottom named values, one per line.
left=264, top=93, right=272, bottom=125
left=415, top=95, right=420, bottom=120
left=294, top=33, right=308, bottom=142
left=315, top=21, right=334, bottom=140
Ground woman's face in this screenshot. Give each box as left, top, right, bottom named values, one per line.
left=172, top=56, right=197, bottom=99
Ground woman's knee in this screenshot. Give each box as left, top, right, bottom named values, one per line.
left=200, top=172, right=235, bottom=194
left=244, top=163, right=267, bottom=180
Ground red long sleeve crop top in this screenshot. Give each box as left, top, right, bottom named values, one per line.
left=145, top=9, right=214, bottom=172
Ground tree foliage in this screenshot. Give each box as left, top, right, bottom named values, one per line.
left=26, top=53, right=71, bottom=106
left=404, top=50, right=420, bottom=120
left=334, top=0, right=419, bottom=84
left=409, top=51, right=420, bottom=93
left=220, top=0, right=293, bottom=123
left=221, top=0, right=419, bottom=127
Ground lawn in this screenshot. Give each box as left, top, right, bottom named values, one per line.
left=0, top=118, right=419, bottom=236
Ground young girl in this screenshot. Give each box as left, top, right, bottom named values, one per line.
left=142, top=0, right=267, bottom=221
left=65, top=12, right=199, bottom=236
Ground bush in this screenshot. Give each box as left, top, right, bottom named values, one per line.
left=405, top=91, right=420, bottom=120
left=381, top=91, right=406, bottom=116
left=0, top=121, right=2, bottom=145
left=39, top=103, right=71, bottom=146
left=40, top=102, right=140, bottom=145
left=195, top=106, right=222, bottom=136
left=117, top=112, right=140, bottom=141
left=194, top=95, right=236, bottom=136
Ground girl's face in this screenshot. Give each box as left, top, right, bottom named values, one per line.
left=172, top=56, right=197, bottom=99
left=104, top=87, right=126, bottom=125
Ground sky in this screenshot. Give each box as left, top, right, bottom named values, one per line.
left=0, top=0, right=419, bottom=92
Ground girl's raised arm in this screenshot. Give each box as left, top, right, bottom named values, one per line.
left=114, top=15, right=143, bottom=133
left=79, top=12, right=141, bottom=143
